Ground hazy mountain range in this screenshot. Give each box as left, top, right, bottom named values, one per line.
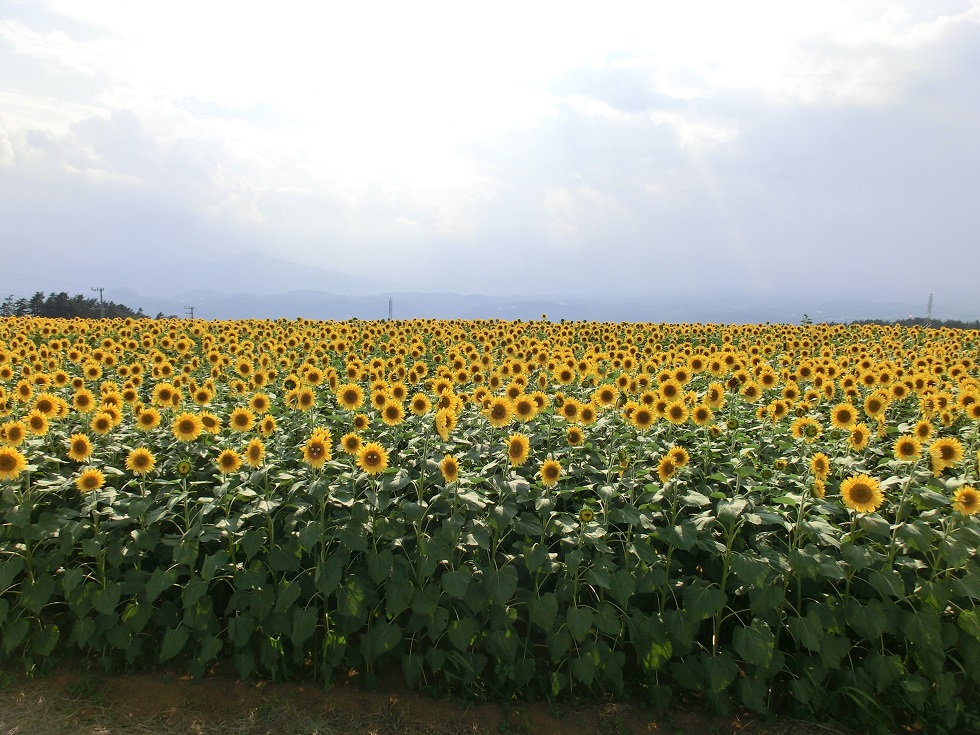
left=4, top=239, right=974, bottom=324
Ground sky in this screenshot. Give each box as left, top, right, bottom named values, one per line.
left=1, top=1, right=979, bottom=313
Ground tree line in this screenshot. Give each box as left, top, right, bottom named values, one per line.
left=0, top=291, right=145, bottom=319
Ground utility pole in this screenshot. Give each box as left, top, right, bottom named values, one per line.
left=91, top=286, right=105, bottom=318
left=926, top=293, right=933, bottom=328
left=388, top=297, right=393, bottom=321
left=184, top=305, right=195, bottom=320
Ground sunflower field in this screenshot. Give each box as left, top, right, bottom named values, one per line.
left=2, top=316, right=980, bottom=731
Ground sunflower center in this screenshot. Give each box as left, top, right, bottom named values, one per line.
left=0, top=456, right=14, bottom=471
left=365, top=451, right=380, bottom=466
left=850, top=483, right=872, bottom=504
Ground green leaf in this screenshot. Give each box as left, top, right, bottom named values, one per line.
left=733, top=619, right=774, bottom=668
left=93, top=582, right=121, bottom=615
left=31, top=623, right=60, bottom=656
left=659, top=521, right=698, bottom=551
left=201, top=551, right=230, bottom=583
left=864, top=652, right=904, bottom=693
left=385, top=576, right=414, bottom=618
left=3, top=616, right=29, bottom=653
left=570, top=652, right=596, bottom=687
left=868, top=568, right=905, bottom=599
left=567, top=606, right=594, bottom=642
left=297, top=521, right=322, bottom=552
left=159, top=625, right=189, bottom=662
left=701, top=651, right=738, bottom=692
left=274, top=579, right=302, bottom=617
left=367, top=549, right=394, bottom=584
left=20, top=573, right=55, bottom=614
left=530, top=593, right=558, bottom=633
left=0, top=556, right=25, bottom=591
left=292, top=606, right=318, bottom=645
left=411, top=584, right=440, bottom=617
left=731, top=552, right=769, bottom=588
left=484, top=565, right=518, bottom=605
left=683, top=582, right=726, bottom=621
left=182, top=577, right=209, bottom=610
left=441, top=568, right=471, bottom=600
left=314, top=551, right=346, bottom=596
left=958, top=609, right=980, bottom=641
left=788, top=610, right=824, bottom=652
left=146, top=567, right=178, bottom=603
left=845, top=598, right=888, bottom=641
left=609, top=569, right=635, bottom=606
left=448, top=616, right=478, bottom=651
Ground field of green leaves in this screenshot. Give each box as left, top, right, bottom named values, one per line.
left=1, top=317, right=979, bottom=733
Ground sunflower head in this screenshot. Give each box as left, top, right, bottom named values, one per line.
left=440, top=454, right=460, bottom=484
left=75, top=467, right=105, bottom=493
left=841, top=474, right=884, bottom=514
left=578, top=507, right=595, bottom=524
left=952, top=486, right=980, bottom=516
left=539, top=458, right=561, bottom=488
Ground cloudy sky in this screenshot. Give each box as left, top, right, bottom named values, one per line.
left=1, top=1, right=979, bottom=309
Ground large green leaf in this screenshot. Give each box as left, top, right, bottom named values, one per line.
left=733, top=619, right=775, bottom=668
left=683, top=581, right=726, bottom=620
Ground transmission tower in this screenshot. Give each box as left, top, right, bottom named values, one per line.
left=91, top=286, right=105, bottom=318
left=184, top=305, right=195, bottom=320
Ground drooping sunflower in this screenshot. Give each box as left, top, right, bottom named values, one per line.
left=75, top=467, right=105, bottom=493
left=539, top=458, right=562, bottom=487
left=440, top=454, right=460, bottom=484
left=930, top=437, right=964, bottom=476
left=0, top=446, right=28, bottom=481
left=893, top=435, right=922, bottom=462
left=67, top=433, right=93, bottom=463
left=840, top=474, right=885, bottom=513
left=810, top=452, right=830, bottom=479
left=126, top=447, right=156, bottom=475
left=216, top=449, right=242, bottom=475
left=244, top=438, right=265, bottom=468
left=357, top=442, right=389, bottom=475
left=172, top=412, right=204, bottom=442
left=506, top=433, right=531, bottom=467
left=952, top=486, right=980, bottom=516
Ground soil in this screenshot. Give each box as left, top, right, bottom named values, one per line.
left=0, top=659, right=764, bottom=735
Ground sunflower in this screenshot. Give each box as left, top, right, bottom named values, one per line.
left=1, top=420, right=28, bottom=447
left=340, top=432, right=362, bottom=456
left=848, top=422, right=871, bottom=452
left=513, top=395, right=538, bottom=422
left=668, top=446, right=690, bottom=468
left=578, top=507, right=595, bottom=523
left=192, top=387, right=213, bottom=406
left=665, top=400, right=688, bottom=426
left=0, top=446, right=28, bottom=481
left=353, top=413, right=370, bottom=431
left=216, top=449, right=242, bottom=474
left=302, top=433, right=332, bottom=469
left=840, top=474, right=884, bottom=513
left=829, top=403, right=857, bottom=430
left=913, top=419, right=934, bottom=443
left=952, top=486, right=980, bottom=516
left=593, top=384, right=618, bottom=408
left=566, top=426, right=585, bottom=446
left=435, top=408, right=457, bottom=441
left=381, top=402, right=405, bottom=426
left=506, top=433, right=531, bottom=467
left=135, top=407, right=162, bottom=431
left=229, top=407, right=256, bottom=432
left=893, top=435, right=922, bottom=462
left=810, top=452, right=830, bottom=479
left=559, top=397, right=581, bottom=422
left=813, top=478, right=827, bottom=499
left=790, top=416, right=822, bottom=443
left=657, top=456, right=678, bottom=484
left=295, top=386, right=316, bottom=412
left=72, top=388, right=96, bottom=414
left=126, top=447, right=156, bottom=475
left=258, top=414, right=277, bottom=437
left=691, top=403, right=713, bottom=427
left=248, top=392, right=271, bottom=414
left=578, top=403, right=597, bottom=425
left=336, top=383, right=364, bottom=411
left=863, top=392, right=888, bottom=419
left=631, top=406, right=656, bottom=431
left=75, top=467, right=105, bottom=493
left=176, top=459, right=193, bottom=477
left=88, top=411, right=112, bottom=436
left=440, top=454, right=460, bottom=484
left=172, top=412, right=204, bottom=442
left=539, top=458, right=562, bottom=487
left=32, top=392, right=58, bottom=418
left=485, top=396, right=513, bottom=428
left=408, top=393, right=431, bottom=416
left=244, top=438, right=265, bottom=468
left=15, top=408, right=42, bottom=437
left=930, top=437, right=964, bottom=476
left=357, top=442, right=389, bottom=475
left=67, top=433, right=93, bottom=463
